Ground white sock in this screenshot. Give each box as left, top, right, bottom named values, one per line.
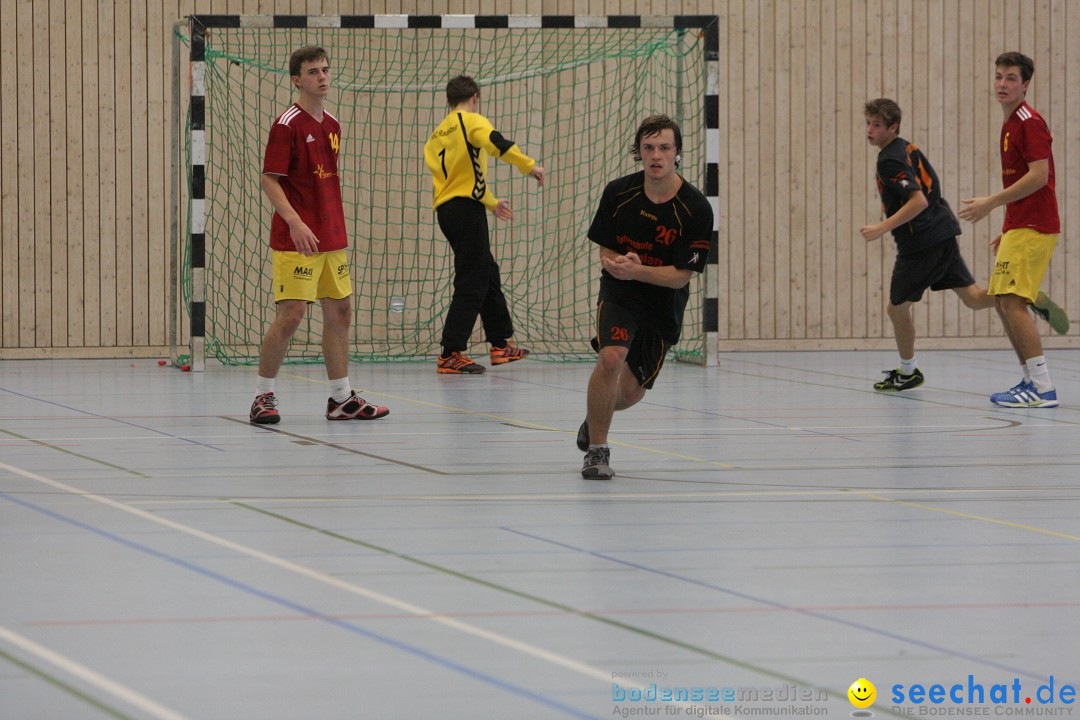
left=1025, top=356, right=1052, bottom=392
left=899, top=357, right=917, bottom=376
left=329, top=376, right=352, bottom=403
left=589, top=443, right=609, bottom=450
left=256, top=375, right=275, bottom=395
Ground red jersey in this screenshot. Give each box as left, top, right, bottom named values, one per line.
left=1000, top=101, right=1059, bottom=234
left=262, top=104, right=347, bottom=252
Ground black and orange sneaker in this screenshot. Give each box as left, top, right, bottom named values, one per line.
left=326, top=390, right=390, bottom=420
left=576, top=419, right=590, bottom=451
left=437, top=351, right=486, bottom=374
left=490, top=342, right=530, bottom=365
left=249, top=392, right=280, bottom=424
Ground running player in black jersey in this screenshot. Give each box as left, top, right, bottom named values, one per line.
left=578, top=115, right=713, bottom=479
left=861, top=98, right=996, bottom=393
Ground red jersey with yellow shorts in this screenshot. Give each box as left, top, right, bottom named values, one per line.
left=990, top=101, right=1059, bottom=301
left=263, top=104, right=350, bottom=302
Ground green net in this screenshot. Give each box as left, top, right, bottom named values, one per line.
left=183, top=23, right=707, bottom=364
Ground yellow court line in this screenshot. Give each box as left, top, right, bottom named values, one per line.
left=279, top=371, right=737, bottom=469
left=858, top=492, right=1080, bottom=542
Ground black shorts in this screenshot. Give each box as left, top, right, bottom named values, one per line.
left=593, top=300, right=670, bottom=390
left=890, top=238, right=975, bottom=306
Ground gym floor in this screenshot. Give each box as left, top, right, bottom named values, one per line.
left=2, top=349, right=1078, bottom=719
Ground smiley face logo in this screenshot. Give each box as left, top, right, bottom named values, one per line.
left=848, top=678, right=876, bottom=708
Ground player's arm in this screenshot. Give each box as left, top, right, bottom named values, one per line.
left=261, top=173, right=319, bottom=256
left=471, top=120, right=544, bottom=186
left=959, top=159, right=1049, bottom=223
left=600, top=249, right=693, bottom=289
left=861, top=189, right=929, bottom=242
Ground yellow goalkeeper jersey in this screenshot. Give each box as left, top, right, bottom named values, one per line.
left=424, top=110, right=536, bottom=211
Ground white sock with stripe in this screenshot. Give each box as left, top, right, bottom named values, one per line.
left=329, top=377, right=352, bottom=403
left=1025, top=356, right=1052, bottom=392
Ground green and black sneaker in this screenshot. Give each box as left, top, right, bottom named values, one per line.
left=874, top=368, right=925, bottom=392
left=1031, top=291, right=1070, bottom=334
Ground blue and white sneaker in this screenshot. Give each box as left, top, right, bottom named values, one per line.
left=990, top=380, right=1059, bottom=408
left=989, top=379, right=1027, bottom=404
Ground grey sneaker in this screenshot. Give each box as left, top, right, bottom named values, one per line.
left=581, top=446, right=614, bottom=480
left=1032, top=291, right=1069, bottom=334
left=576, top=419, right=590, bottom=451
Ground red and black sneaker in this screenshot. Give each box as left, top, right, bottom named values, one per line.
left=250, top=392, right=280, bottom=424
left=326, top=390, right=390, bottom=420
left=437, top=351, right=486, bottom=374
left=490, top=342, right=530, bottom=365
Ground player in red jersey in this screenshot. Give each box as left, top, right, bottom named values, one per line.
left=249, top=46, right=389, bottom=424
left=959, top=51, right=1069, bottom=408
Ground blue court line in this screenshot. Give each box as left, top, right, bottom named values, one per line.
left=0, top=387, right=224, bottom=451
left=0, top=491, right=604, bottom=720
left=501, top=527, right=1053, bottom=684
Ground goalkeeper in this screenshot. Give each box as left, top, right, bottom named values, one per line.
left=424, top=75, right=545, bottom=375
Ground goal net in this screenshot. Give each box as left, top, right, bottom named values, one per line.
left=180, top=16, right=711, bottom=366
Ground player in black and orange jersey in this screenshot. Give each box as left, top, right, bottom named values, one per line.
left=577, top=115, right=713, bottom=480
left=249, top=46, right=389, bottom=424
left=861, top=98, right=999, bottom=393
left=959, top=52, right=1068, bottom=407
left=423, top=75, right=545, bottom=375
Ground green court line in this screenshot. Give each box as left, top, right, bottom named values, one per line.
left=232, top=501, right=907, bottom=718
left=0, top=647, right=136, bottom=720
left=0, top=427, right=148, bottom=478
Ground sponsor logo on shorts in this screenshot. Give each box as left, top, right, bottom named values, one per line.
left=293, top=266, right=314, bottom=277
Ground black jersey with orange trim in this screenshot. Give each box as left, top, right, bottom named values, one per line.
left=875, top=137, right=960, bottom=256
left=588, top=171, right=713, bottom=344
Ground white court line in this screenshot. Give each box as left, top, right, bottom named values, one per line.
left=119, top=484, right=1080, bottom=506
left=0, top=461, right=669, bottom=702
left=0, top=624, right=190, bottom=720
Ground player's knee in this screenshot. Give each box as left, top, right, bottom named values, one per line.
left=596, top=346, right=627, bottom=373
left=322, top=302, right=351, bottom=327
left=274, top=303, right=307, bottom=332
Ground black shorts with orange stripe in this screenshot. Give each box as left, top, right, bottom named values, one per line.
left=593, top=300, right=670, bottom=390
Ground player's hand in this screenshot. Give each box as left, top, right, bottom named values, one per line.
left=623, top=251, right=642, bottom=265
left=860, top=224, right=885, bottom=242
left=990, top=233, right=1002, bottom=254
left=495, top=198, right=513, bottom=220
left=601, top=253, right=639, bottom=281
left=289, top=221, right=320, bottom=256
left=958, top=196, right=994, bottom=222
left=529, top=165, right=545, bottom=188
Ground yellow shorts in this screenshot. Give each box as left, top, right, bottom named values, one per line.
left=272, top=249, right=351, bottom=303
left=988, top=228, right=1058, bottom=303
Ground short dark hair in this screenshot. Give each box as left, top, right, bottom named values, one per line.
left=995, top=51, right=1034, bottom=83
left=289, top=46, right=329, bottom=78
left=630, top=115, right=683, bottom=162
left=864, top=98, right=902, bottom=129
left=446, top=75, right=480, bottom=106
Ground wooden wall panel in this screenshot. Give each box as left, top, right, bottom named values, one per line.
left=1, top=0, right=1078, bottom=358
left=0, top=0, right=16, bottom=347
